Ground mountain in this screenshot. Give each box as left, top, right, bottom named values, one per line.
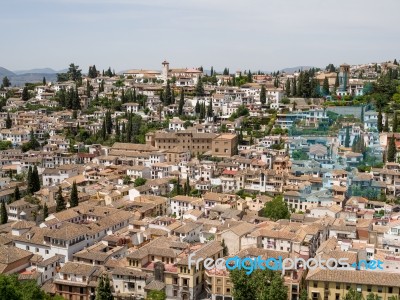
left=281, top=66, right=314, bottom=74
left=0, top=67, right=16, bottom=77
left=13, top=68, right=58, bottom=75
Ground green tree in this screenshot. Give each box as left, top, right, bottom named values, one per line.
left=147, top=290, right=167, bottom=300
left=196, top=77, right=204, bottom=97
left=0, top=201, right=7, bottom=224
left=207, top=100, right=213, bottom=118
left=134, top=178, right=147, bottom=187
left=322, top=77, right=329, bottom=96
left=393, top=111, right=398, bottom=132
left=22, top=87, right=29, bottom=100
left=263, top=195, right=290, bottom=221
left=88, top=65, right=98, bottom=78
left=378, top=110, right=383, bottom=133
left=366, top=293, right=380, bottom=300
left=178, top=88, right=185, bottom=116
left=384, top=112, right=389, bottom=132
left=165, top=80, right=172, bottom=105
left=43, top=203, right=49, bottom=219
left=260, top=85, right=267, bottom=105
left=5, top=112, right=12, bottom=129
left=43, top=77, right=46, bottom=85
left=96, top=275, right=113, bottom=300
left=230, top=269, right=287, bottom=300
left=335, top=73, right=339, bottom=88
left=31, top=165, right=41, bottom=193
left=184, top=176, right=190, bottom=195
left=285, top=80, right=291, bottom=97
left=13, top=186, right=21, bottom=202
left=195, top=101, right=200, bottom=114
left=344, top=126, right=351, bottom=147
left=388, top=135, right=397, bottom=162
left=67, top=63, right=82, bottom=83
left=299, top=289, right=309, bottom=300
left=55, top=186, right=66, bottom=212
left=27, top=166, right=33, bottom=194
left=343, top=288, right=363, bottom=300
left=2, top=76, right=11, bottom=87
left=70, top=181, right=78, bottom=207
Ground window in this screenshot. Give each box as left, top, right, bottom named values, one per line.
left=377, top=287, right=383, bottom=293
left=346, top=284, right=351, bottom=290
left=367, top=286, right=372, bottom=292
left=313, top=282, right=318, bottom=288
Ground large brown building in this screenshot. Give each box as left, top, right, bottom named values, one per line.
left=146, top=130, right=238, bottom=157
left=211, top=134, right=238, bottom=158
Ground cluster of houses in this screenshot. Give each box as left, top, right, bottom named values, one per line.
left=1, top=60, right=400, bottom=300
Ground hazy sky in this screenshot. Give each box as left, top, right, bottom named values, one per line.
left=1, top=0, right=399, bottom=73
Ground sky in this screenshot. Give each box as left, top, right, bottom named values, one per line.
left=1, top=0, right=399, bottom=73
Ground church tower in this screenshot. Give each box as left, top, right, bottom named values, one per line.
left=162, top=60, right=169, bottom=84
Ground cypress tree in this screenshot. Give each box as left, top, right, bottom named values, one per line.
left=196, top=77, right=204, bottom=97
left=27, top=166, right=33, bottom=194
left=393, top=111, right=398, bottom=132
left=103, top=275, right=113, bottom=300
left=0, top=202, right=7, bottom=224
left=70, top=181, right=79, bottom=207
left=43, top=77, right=46, bottom=85
left=5, top=112, right=12, bottom=129
left=260, top=85, right=266, bottom=105
left=195, top=101, right=200, bottom=114
left=43, top=203, right=49, bottom=219
left=344, top=126, right=351, bottom=147
left=56, top=186, right=66, bottom=212
left=285, top=80, right=290, bottom=97
left=86, top=80, right=91, bottom=98
left=96, top=276, right=105, bottom=300
left=207, top=100, right=213, bottom=118
left=32, top=165, right=41, bottom=193
left=159, top=90, right=164, bottom=104
left=351, top=136, right=358, bottom=152
left=14, top=186, right=21, bottom=201
left=178, top=88, right=185, bottom=116
left=165, top=81, right=172, bottom=106
left=322, top=77, right=329, bottom=96
left=115, top=118, right=120, bottom=142
left=171, top=89, right=175, bottom=105
left=106, top=111, right=112, bottom=135
left=185, top=176, right=190, bottom=195
left=378, top=110, right=383, bottom=133
left=360, top=106, right=364, bottom=123
left=384, top=113, right=389, bottom=132
left=101, top=118, right=107, bottom=141
left=292, top=78, right=297, bottom=96
left=335, top=73, right=339, bottom=87
left=388, top=135, right=397, bottom=162
left=22, top=87, right=29, bottom=101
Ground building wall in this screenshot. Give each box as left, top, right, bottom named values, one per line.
left=306, top=280, right=400, bottom=300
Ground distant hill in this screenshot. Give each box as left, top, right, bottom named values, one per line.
left=13, top=68, right=58, bottom=75
left=0, top=66, right=58, bottom=86
left=281, top=66, right=314, bottom=74
left=0, top=67, right=16, bottom=77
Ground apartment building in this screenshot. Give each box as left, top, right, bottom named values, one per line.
left=306, top=269, right=400, bottom=300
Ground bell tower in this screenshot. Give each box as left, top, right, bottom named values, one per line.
left=162, top=60, right=169, bottom=84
